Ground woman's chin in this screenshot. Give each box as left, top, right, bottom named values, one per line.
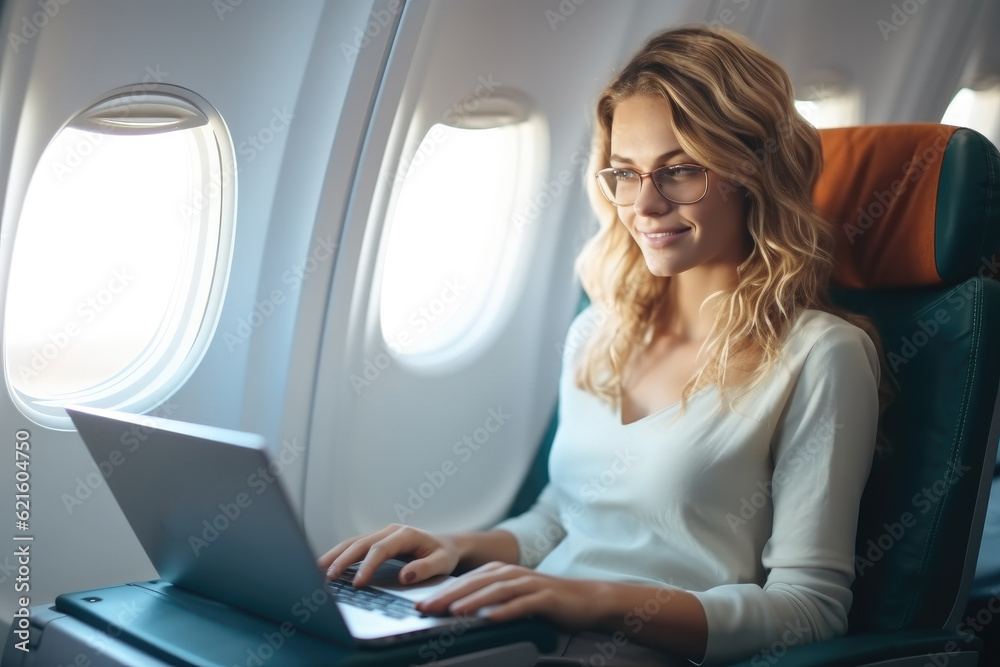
left=641, top=256, right=689, bottom=278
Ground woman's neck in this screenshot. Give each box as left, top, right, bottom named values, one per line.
left=659, top=264, right=740, bottom=342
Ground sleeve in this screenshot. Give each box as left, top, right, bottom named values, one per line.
left=491, top=304, right=606, bottom=567
left=493, top=482, right=566, bottom=567
left=691, top=323, right=880, bottom=665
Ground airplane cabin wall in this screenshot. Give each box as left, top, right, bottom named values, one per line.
left=753, top=0, right=997, bottom=124
left=0, top=0, right=389, bottom=637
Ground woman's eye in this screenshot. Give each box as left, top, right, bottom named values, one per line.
left=613, top=169, right=638, bottom=181
left=662, top=165, right=702, bottom=178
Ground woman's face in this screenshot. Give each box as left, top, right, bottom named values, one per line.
left=610, top=95, right=748, bottom=279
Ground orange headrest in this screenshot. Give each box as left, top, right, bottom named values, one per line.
left=813, top=124, right=1000, bottom=289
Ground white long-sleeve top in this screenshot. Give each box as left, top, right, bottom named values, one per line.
left=494, top=307, right=880, bottom=664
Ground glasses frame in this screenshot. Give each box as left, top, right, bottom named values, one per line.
left=594, top=164, right=710, bottom=206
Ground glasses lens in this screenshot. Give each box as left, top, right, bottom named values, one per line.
left=652, top=166, right=707, bottom=204
left=596, top=169, right=639, bottom=205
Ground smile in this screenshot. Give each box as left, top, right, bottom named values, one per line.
left=644, top=230, right=688, bottom=238
left=641, top=228, right=690, bottom=247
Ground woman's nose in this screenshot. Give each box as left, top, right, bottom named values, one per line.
left=632, top=173, right=672, bottom=217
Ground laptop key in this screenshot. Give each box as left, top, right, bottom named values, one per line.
left=327, top=579, right=423, bottom=618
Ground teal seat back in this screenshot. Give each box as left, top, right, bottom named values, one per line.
left=818, top=125, right=1000, bottom=632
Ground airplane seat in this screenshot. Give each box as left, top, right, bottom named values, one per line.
left=509, top=123, right=1000, bottom=666
left=732, top=123, right=1000, bottom=666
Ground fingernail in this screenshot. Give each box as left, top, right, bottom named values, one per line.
left=403, top=571, right=415, bottom=584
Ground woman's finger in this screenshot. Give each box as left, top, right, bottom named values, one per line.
left=471, top=589, right=554, bottom=622
left=317, top=531, right=371, bottom=571
left=446, top=575, right=542, bottom=616
left=416, top=562, right=528, bottom=614
left=398, top=547, right=454, bottom=585
left=349, top=525, right=453, bottom=587
left=324, top=524, right=404, bottom=579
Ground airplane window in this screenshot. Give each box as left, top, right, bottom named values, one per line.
left=3, top=86, right=234, bottom=428
left=379, top=118, right=541, bottom=360
left=942, top=85, right=1000, bottom=147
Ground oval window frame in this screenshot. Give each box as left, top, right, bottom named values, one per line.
left=3, top=84, right=237, bottom=430
left=375, top=89, right=548, bottom=372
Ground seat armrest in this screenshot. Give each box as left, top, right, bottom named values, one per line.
left=722, top=629, right=982, bottom=667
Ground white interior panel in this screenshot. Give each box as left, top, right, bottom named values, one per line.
left=753, top=0, right=991, bottom=123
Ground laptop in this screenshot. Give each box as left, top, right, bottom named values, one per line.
left=62, top=405, right=553, bottom=660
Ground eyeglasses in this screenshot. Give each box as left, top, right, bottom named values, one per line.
left=594, top=164, right=709, bottom=206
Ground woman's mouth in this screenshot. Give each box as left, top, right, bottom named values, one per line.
left=642, top=227, right=690, bottom=247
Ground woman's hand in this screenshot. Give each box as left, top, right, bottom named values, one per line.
left=415, top=561, right=610, bottom=630
left=318, top=523, right=460, bottom=587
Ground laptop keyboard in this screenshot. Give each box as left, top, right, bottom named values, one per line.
left=327, top=578, right=424, bottom=619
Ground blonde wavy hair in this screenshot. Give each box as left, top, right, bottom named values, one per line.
left=576, top=25, right=878, bottom=410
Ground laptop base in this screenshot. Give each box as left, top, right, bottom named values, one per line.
left=5, top=580, right=557, bottom=667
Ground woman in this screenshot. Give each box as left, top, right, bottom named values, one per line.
left=320, top=25, right=881, bottom=665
